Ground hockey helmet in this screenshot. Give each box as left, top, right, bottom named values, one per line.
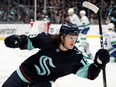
left=107, top=23, right=114, bottom=30
left=60, top=23, right=80, bottom=36
left=80, top=10, right=86, bottom=15
left=68, top=8, right=74, bottom=14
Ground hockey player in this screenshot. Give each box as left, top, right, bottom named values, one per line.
left=76, top=10, right=92, bottom=59
left=75, top=40, right=93, bottom=59
left=2, top=23, right=109, bottom=87
left=67, top=8, right=82, bottom=27
left=79, top=10, right=90, bottom=41
left=104, top=23, right=116, bottom=62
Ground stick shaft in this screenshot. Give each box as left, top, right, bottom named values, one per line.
left=98, top=10, right=107, bottom=87
left=98, top=11, right=104, bottom=48
left=102, top=66, right=107, bottom=87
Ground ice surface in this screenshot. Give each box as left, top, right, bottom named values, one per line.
left=0, top=38, right=116, bottom=87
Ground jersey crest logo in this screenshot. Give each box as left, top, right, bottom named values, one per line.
left=34, top=56, right=56, bottom=76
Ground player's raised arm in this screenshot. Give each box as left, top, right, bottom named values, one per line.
left=4, top=32, right=52, bottom=50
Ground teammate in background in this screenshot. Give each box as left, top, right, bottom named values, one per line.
left=76, top=10, right=92, bottom=59
left=104, top=23, right=116, bottom=62
left=2, top=23, right=110, bottom=87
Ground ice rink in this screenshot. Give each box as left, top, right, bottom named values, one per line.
left=0, top=38, right=116, bottom=87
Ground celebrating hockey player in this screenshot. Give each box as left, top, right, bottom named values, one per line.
left=104, top=23, right=116, bottom=62
left=2, top=23, right=109, bottom=87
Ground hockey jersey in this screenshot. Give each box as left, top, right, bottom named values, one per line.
left=16, top=32, right=101, bottom=83
left=104, top=31, right=116, bottom=55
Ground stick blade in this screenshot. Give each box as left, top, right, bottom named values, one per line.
left=82, top=1, right=99, bottom=14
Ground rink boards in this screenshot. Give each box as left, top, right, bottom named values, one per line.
left=0, top=22, right=108, bottom=40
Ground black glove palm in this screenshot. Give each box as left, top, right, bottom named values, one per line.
left=4, top=35, right=21, bottom=48
left=94, top=49, right=110, bottom=69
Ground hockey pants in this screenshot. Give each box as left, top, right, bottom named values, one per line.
left=2, top=71, right=51, bottom=87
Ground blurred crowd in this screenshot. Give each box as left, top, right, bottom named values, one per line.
left=0, top=0, right=115, bottom=25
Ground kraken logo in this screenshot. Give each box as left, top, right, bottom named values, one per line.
left=34, top=56, right=56, bottom=76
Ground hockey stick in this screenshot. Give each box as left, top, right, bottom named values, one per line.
left=82, top=1, right=104, bottom=48
left=82, top=1, right=107, bottom=87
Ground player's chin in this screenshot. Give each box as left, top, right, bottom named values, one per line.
left=68, top=46, right=74, bottom=50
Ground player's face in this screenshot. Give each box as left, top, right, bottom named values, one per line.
left=63, top=34, right=77, bottom=49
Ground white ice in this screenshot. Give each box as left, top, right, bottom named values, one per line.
left=0, top=38, right=116, bottom=87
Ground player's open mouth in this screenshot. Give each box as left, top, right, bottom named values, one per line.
left=70, top=44, right=74, bottom=47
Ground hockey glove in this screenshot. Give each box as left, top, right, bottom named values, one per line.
left=94, top=49, right=110, bottom=69
left=4, top=35, right=21, bottom=48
